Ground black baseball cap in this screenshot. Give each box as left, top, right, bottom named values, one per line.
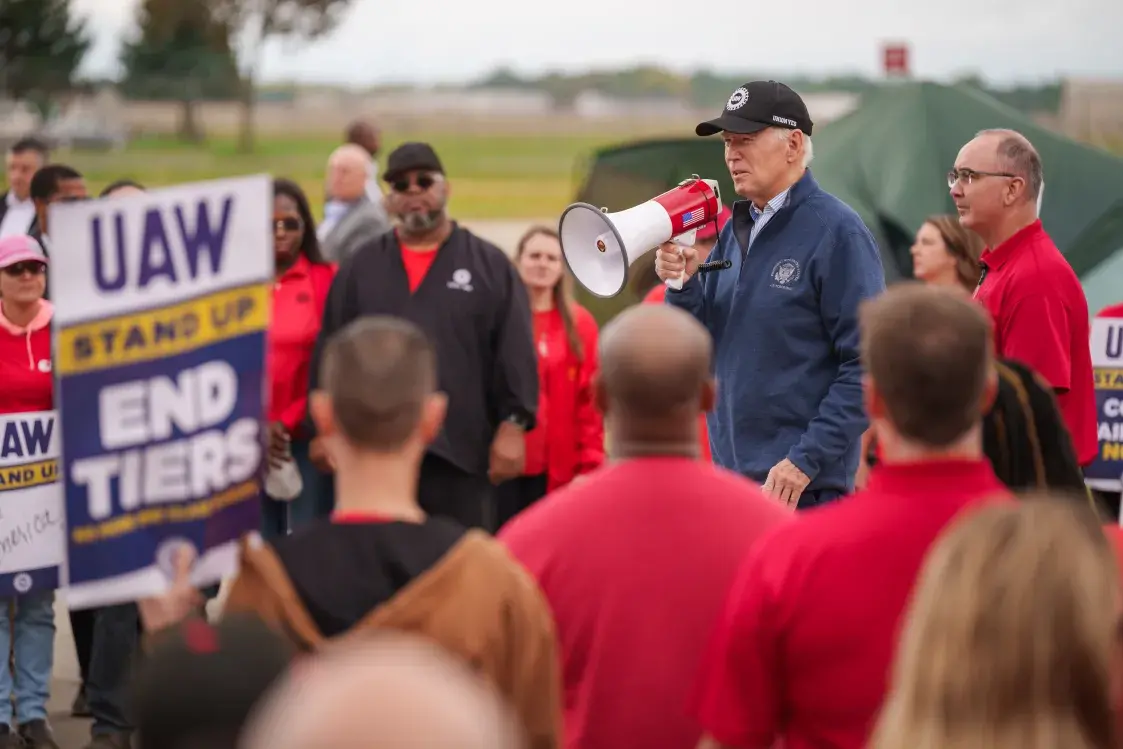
left=382, top=142, right=445, bottom=182
left=696, top=80, right=814, bottom=137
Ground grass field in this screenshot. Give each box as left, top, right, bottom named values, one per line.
left=17, top=128, right=1123, bottom=222
left=54, top=132, right=635, bottom=220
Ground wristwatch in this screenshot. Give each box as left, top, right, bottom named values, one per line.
left=504, top=412, right=534, bottom=431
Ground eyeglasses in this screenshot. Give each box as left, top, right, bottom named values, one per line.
left=274, top=217, right=303, bottom=233
left=947, top=168, right=1017, bottom=189
left=390, top=174, right=440, bottom=193
left=2, top=261, right=46, bottom=277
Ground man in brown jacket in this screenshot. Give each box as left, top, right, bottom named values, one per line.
left=139, top=316, right=562, bottom=749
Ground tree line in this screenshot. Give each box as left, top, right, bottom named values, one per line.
left=0, top=0, right=355, bottom=151
left=471, top=67, right=1064, bottom=116
left=0, top=0, right=1063, bottom=152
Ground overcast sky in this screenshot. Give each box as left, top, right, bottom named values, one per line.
left=72, top=0, right=1122, bottom=86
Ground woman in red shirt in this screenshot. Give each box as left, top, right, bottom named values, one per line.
left=264, top=179, right=338, bottom=539
left=855, top=215, right=1087, bottom=499
left=495, top=227, right=604, bottom=529
left=0, top=234, right=62, bottom=747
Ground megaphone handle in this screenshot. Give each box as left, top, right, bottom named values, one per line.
left=663, top=230, right=697, bottom=291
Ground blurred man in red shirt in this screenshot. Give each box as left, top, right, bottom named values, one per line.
left=643, top=205, right=731, bottom=463
left=951, top=129, right=1097, bottom=468
left=500, top=304, right=791, bottom=749
left=692, top=283, right=1012, bottom=749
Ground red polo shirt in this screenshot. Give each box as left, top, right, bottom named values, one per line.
left=499, top=457, right=792, bottom=749
left=691, top=459, right=1010, bottom=749
left=269, top=256, right=336, bottom=434
left=975, top=220, right=1097, bottom=465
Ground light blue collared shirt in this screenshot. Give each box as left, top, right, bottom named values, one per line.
left=746, top=186, right=793, bottom=253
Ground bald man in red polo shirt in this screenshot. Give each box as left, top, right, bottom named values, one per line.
left=950, top=129, right=1097, bottom=469
left=691, top=284, right=1012, bottom=749
left=500, top=304, right=791, bottom=749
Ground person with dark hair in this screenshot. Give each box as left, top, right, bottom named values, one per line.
left=98, top=180, right=144, bottom=198
left=909, top=213, right=985, bottom=290
left=984, top=359, right=1090, bottom=496
left=264, top=178, right=337, bottom=536
left=28, top=164, right=86, bottom=249
left=496, top=226, right=602, bottom=528
left=131, top=615, right=294, bottom=749
left=309, top=142, right=538, bottom=530
left=856, top=214, right=1090, bottom=502
left=343, top=119, right=386, bottom=206
left=138, top=316, right=563, bottom=749
left=1, top=137, right=49, bottom=238
left=692, top=283, right=1012, bottom=749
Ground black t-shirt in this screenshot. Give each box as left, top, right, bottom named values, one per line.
left=271, top=515, right=467, bottom=638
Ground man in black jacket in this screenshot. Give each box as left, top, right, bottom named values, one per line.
left=308, top=142, right=538, bottom=530
left=28, top=163, right=88, bottom=251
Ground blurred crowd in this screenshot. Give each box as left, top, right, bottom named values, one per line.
left=0, top=76, right=1121, bottom=749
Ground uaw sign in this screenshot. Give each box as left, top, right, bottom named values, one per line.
left=1086, top=314, right=1123, bottom=493
left=0, top=411, right=65, bottom=596
left=49, top=175, right=272, bottom=609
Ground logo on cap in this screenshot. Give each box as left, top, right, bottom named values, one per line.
left=726, top=87, right=750, bottom=111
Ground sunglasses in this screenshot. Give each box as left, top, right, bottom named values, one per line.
left=2, top=261, right=46, bottom=277
left=274, top=217, right=303, bottom=233
left=390, top=174, right=439, bottom=193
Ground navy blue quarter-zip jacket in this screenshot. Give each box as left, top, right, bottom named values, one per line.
left=666, top=170, right=886, bottom=492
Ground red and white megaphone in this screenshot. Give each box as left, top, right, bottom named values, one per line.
left=559, top=176, right=723, bottom=298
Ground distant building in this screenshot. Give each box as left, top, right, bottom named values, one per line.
left=1059, top=78, right=1123, bottom=143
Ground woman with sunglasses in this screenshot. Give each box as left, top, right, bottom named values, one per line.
left=264, top=179, right=338, bottom=538
left=0, top=234, right=62, bottom=749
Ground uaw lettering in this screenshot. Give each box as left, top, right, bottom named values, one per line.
left=49, top=175, right=272, bottom=609
left=0, top=412, right=65, bottom=597
left=1086, top=316, right=1123, bottom=493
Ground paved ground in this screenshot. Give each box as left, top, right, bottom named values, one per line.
left=459, top=218, right=552, bottom=258
left=45, top=595, right=90, bottom=748
left=40, top=217, right=547, bottom=747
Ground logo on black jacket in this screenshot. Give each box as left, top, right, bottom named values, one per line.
left=447, top=268, right=474, bottom=292
left=771, top=259, right=801, bottom=289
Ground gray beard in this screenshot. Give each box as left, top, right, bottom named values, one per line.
left=399, top=209, right=444, bottom=234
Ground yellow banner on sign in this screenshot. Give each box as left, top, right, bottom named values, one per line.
left=1094, top=368, right=1123, bottom=390
left=55, top=283, right=270, bottom=376
left=0, top=459, right=59, bottom=493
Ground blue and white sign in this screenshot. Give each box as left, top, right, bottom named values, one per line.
left=1087, top=314, right=1123, bottom=493
left=49, top=175, right=272, bottom=609
left=0, top=411, right=64, bottom=596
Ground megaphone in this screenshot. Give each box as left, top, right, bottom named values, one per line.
left=559, top=175, right=723, bottom=298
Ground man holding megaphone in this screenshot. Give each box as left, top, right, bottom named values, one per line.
left=655, top=80, right=886, bottom=509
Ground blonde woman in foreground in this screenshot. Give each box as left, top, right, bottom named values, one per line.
left=870, top=497, right=1123, bottom=749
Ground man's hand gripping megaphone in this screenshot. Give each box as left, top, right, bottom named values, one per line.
left=654, top=232, right=702, bottom=291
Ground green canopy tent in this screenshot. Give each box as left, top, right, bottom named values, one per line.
left=811, top=81, right=1123, bottom=293
left=569, top=81, right=1123, bottom=323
